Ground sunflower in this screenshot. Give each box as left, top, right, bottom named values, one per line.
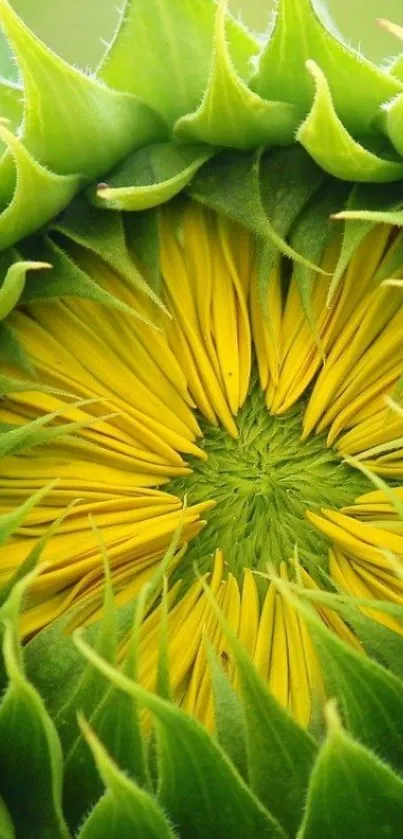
left=1, top=1, right=403, bottom=838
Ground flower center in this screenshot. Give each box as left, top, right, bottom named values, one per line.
left=169, top=383, right=370, bottom=577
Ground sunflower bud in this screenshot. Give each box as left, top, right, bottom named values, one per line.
left=0, top=1, right=403, bottom=837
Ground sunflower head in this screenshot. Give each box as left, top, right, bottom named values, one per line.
left=1, top=1, right=403, bottom=837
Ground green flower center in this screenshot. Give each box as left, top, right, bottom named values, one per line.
left=169, top=384, right=370, bottom=576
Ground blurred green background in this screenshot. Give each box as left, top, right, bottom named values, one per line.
left=1, top=0, right=403, bottom=77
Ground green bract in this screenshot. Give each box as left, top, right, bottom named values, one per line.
left=1, top=0, right=403, bottom=837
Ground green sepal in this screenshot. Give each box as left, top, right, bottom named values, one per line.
left=277, top=582, right=403, bottom=775
left=20, top=237, right=155, bottom=326
left=384, top=20, right=403, bottom=81
left=76, top=719, right=177, bottom=839
left=0, top=481, right=54, bottom=552
left=0, top=77, right=22, bottom=134
left=0, top=321, right=34, bottom=374
left=257, top=146, right=326, bottom=291
left=0, top=0, right=163, bottom=180
left=0, top=257, right=50, bottom=320
left=53, top=197, right=164, bottom=309
left=384, top=81, right=403, bottom=160
left=63, top=649, right=149, bottom=832
left=0, top=121, right=81, bottom=252
left=0, top=579, right=70, bottom=839
left=200, top=578, right=318, bottom=839
left=332, top=180, right=403, bottom=226
left=125, top=210, right=161, bottom=295
left=0, top=497, right=79, bottom=622
left=298, top=703, right=403, bottom=839
left=254, top=0, right=402, bottom=137
left=298, top=586, right=403, bottom=682
left=189, top=148, right=326, bottom=294
left=174, top=0, right=298, bottom=149
left=0, top=399, right=113, bottom=458
left=207, top=644, right=248, bottom=779
left=74, top=634, right=287, bottom=839
left=54, top=533, right=117, bottom=755
left=329, top=180, right=403, bottom=302
left=289, top=179, right=350, bottom=330
left=297, top=61, right=403, bottom=182
left=91, top=142, right=215, bottom=211
left=0, top=797, right=14, bottom=839
left=63, top=550, right=179, bottom=830
left=99, top=0, right=259, bottom=127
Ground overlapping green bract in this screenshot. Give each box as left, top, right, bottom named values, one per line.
left=0, top=524, right=402, bottom=838
left=0, top=0, right=403, bottom=263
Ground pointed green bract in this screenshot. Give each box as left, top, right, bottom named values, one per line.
left=0, top=78, right=22, bottom=133
left=0, top=400, right=112, bottom=458
left=289, top=179, right=349, bottom=327
left=0, top=320, right=33, bottom=373
left=0, top=797, right=14, bottom=839
left=208, top=645, right=248, bottom=779
left=99, top=0, right=259, bottom=127
left=298, top=705, right=403, bottom=839
left=280, top=584, right=403, bottom=775
left=0, top=259, right=50, bottom=320
left=0, top=612, right=69, bottom=838
left=0, top=482, right=54, bottom=550
left=0, top=122, right=80, bottom=252
left=76, top=720, right=177, bottom=839
left=254, top=0, right=402, bottom=136
left=0, top=0, right=162, bottom=179
left=174, top=0, right=298, bottom=149
left=189, top=148, right=325, bottom=289
left=19, top=237, right=154, bottom=326
left=53, top=197, right=164, bottom=309
left=198, top=576, right=318, bottom=839
left=297, top=61, right=403, bottom=182
left=74, top=634, right=286, bottom=839
left=91, top=143, right=214, bottom=211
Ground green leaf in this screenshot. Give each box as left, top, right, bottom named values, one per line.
left=174, top=0, right=298, bottom=149
left=298, top=704, right=403, bottom=839
left=0, top=121, right=80, bottom=252
left=99, top=0, right=259, bottom=127
left=0, top=614, right=70, bottom=838
left=297, top=61, right=403, bottom=183
left=0, top=0, right=163, bottom=181
left=76, top=719, right=177, bottom=839
left=0, top=797, right=14, bottom=839
left=91, top=142, right=215, bottom=211
left=0, top=258, right=50, bottom=320
left=53, top=197, right=164, bottom=309
left=74, top=634, right=286, bottom=839
left=278, top=583, right=403, bottom=775
left=254, top=0, right=402, bottom=137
